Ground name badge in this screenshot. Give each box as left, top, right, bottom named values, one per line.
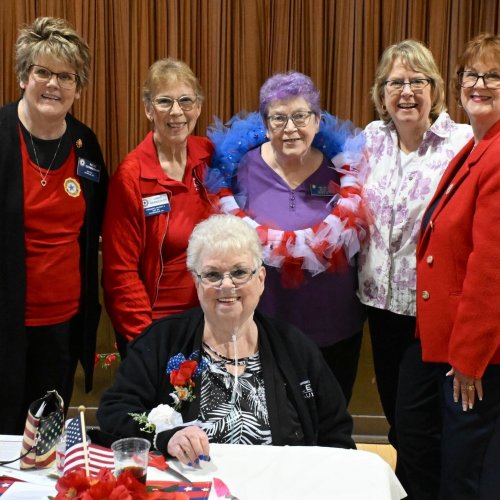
left=143, top=193, right=170, bottom=217
left=77, top=157, right=101, bottom=182
left=310, top=184, right=334, bottom=196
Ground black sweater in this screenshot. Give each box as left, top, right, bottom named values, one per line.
left=0, top=101, right=108, bottom=433
left=97, top=308, right=355, bottom=455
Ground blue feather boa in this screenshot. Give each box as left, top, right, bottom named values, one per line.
left=205, top=111, right=365, bottom=193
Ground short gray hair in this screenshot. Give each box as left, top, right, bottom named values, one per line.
left=187, top=215, right=263, bottom=272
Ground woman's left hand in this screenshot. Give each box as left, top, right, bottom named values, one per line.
left=167, top=425, right=210, bottom=466
left=446, top=367, right=483, bottom=411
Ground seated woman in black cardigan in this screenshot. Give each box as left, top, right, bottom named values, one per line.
left=97, top=214, right=355, bottom=465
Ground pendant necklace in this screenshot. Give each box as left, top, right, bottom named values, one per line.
left=28, top=131, right=63, bottom=187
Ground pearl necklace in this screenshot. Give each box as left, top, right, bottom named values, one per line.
left=29, top=132, right=63, bottom=187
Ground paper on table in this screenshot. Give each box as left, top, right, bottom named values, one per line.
left=1, top=481, right=56, bottom=499
left=0, top=435, right=57, bottom=487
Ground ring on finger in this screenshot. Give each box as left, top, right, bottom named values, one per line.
left=467, top=384, right=475, bottom=391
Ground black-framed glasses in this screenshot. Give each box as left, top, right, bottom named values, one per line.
left=266, top=111, right=315, bottom=130
left=458, top=71, right=500, bottom=89
left=29, top=64, right=79, bottom=89
left=151, top=95, right=198, bottom=111
left=195, top=267, right=258, bottom=287
left=384, top=78, right=432, bottom=93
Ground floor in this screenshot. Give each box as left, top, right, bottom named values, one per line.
left=356, top=443, right=397, bottom=471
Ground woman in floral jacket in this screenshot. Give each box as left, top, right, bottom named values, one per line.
left=357, top=39, right=471, bottom=478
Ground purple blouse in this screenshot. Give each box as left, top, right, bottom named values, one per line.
left=235, top=147, right=366, bottom=346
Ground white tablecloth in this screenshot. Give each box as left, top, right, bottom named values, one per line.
left=1, top=436, right=407, bottom=499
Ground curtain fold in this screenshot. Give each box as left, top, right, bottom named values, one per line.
left=1, top=0, right=499, bottom=174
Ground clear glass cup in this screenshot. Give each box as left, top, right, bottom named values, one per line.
left=111, top=437, right=151, bottom=484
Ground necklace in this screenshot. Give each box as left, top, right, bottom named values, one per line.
left=29, top=132, right=64, bottom=187
left=202, top=342, right=253, bottom=366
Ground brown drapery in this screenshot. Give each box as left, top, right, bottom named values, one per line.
left=1, top=0, right=499, bottom=175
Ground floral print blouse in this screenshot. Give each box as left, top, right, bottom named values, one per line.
left=358, top=113, right=472, bottom=316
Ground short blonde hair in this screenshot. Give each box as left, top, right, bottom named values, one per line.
left=142, top=58, right=204, bottom=104
left=371, top=39, right=446, bottom=123
left=15, top=17, right=90, bottom=90
left=187, top=215, right=263, bottom=272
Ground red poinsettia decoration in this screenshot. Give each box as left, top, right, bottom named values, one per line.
left=54, top=467, right=194, bottom=499
left=54, top=468, right=147, bottom=499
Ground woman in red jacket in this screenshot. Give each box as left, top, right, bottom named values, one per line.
left=102, top=59, right=214, bottom=356
left=396, top=34, right=500, bottom=500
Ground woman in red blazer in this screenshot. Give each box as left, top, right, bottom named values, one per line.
left=396, top=34, right=500, bottom=500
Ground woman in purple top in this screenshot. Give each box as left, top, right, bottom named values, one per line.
left=206, top=72, right=367, bottom=403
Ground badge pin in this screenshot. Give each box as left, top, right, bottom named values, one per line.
left=64, top=177, right=81, bottom=197
left=75, top=139, right=83, bottom=149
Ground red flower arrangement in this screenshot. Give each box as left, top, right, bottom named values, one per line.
left=53, top=468, right=189, bottom=499
left=53, top=468, right=147, bottom=499
left=94, top=344, right=121, bottom=369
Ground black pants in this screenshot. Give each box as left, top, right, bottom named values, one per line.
left=367, top=307, right=416, bottom=448
left=396, top=341, right=500, bottom=500
left=320, top=330, right=363, bottom=405
left=24, top=315, right=81, bottom=417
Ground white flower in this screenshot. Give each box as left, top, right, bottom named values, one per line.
left=147, top=404, right=183, bottom=434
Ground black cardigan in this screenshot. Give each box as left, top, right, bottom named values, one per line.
left=0, top=101, right=108, bottom=433
left=97, top=308, right=355, bottom=455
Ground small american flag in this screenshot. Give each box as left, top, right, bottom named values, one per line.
left=63, top=417, right=115, bottom=475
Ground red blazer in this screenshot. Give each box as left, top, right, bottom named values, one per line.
left=416, top=119, right=500, bottom=379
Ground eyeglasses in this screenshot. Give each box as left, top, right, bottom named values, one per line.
left=384, top=78, right=432, bottom=93
left=29, top=64, right=79, bottom=89
left=151, top=95, right=198, bottom=111
left=458, top=71, right=500, bottom=89
left=266, top=111, right=315, bottom=130
left=195, top=267, right=258, bottom=287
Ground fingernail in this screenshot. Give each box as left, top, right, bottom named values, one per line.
left=194, top=458, right=200, bottom=465
left=198, top=454, right=206, bottom=461
left=454, top=396, right=458, bottom=403
left=187, top=462, right=193, bottom=467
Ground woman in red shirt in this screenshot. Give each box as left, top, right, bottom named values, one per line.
left=102, top=59, right=214, bottom=356
left=0, top=17, right=107, bottom=433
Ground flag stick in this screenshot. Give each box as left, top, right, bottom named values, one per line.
left=78, top=405, right=90, bottom=477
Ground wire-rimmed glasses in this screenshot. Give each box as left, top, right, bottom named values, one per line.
left=384, top=78, right=432, bottom=93
left=458, top=71, right=500, bottom=89
left=195, top=267, right=258, bottom=287
left=29, top=64, right=79, bottom=90
left=151, top=95, right=198, bottom=111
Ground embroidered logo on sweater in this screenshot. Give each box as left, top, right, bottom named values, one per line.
left=300, top=380, right=314, bottom=399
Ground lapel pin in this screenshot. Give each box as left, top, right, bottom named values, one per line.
left=75, top=138, right=83, bottom=148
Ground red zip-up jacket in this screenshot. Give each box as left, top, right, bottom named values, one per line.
left=102, top=132, right=214, bottom=340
